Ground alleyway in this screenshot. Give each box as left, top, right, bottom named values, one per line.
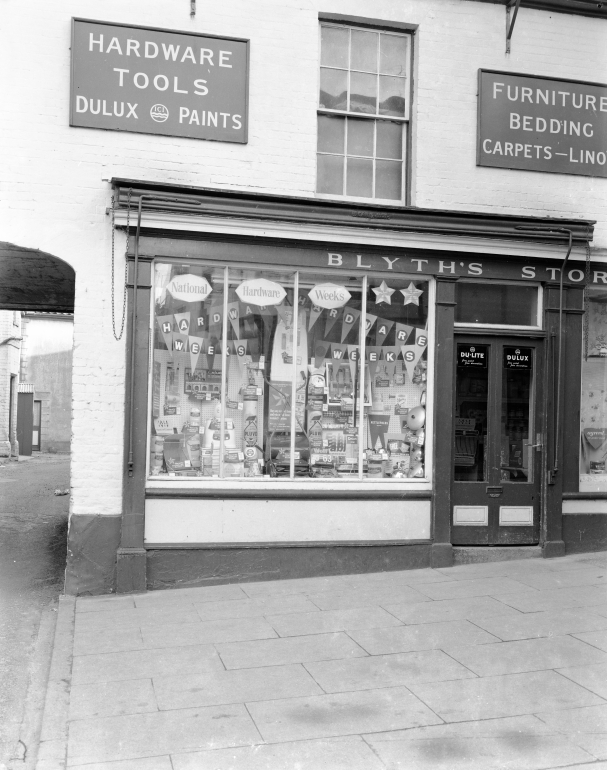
left=0, top=454, right=69, bottom=767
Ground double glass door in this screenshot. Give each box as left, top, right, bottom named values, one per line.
left=452, top=336, right=543, bottom=545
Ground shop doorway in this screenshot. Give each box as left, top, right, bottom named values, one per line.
left=451, top=336, right=543, bottom=545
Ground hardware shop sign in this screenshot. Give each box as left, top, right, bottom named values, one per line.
left=477, top=70, right=607, bottom=178
left=70, top=19, right=248, bottom=142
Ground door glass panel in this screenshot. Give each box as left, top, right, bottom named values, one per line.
left=454, top=344, right=489, bottom=481
left=501, top=346, right=533, bottom=482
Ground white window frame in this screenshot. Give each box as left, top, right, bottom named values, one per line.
left=316, top=22, right=412, bottom=205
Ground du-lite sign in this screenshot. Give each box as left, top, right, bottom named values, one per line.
left=477, top=70, right=607, bottom=178
left=70, top=19, right=248, bottom=142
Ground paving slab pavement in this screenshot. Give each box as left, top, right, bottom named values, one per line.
left=34, top=552, right=607, bottom=769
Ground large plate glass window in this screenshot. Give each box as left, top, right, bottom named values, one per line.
left=317, top=23, right=411, bottom=202
left=580, top=286, right=607, bottom=491
left=149, top=262, right=430, bottom=482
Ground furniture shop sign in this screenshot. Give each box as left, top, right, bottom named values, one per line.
left=477, top=70, right=607, bottom=178
left=70, top=19, right=248, bottom=142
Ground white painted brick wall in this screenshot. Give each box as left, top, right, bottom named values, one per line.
left=1, top=0, right=605, bottom=515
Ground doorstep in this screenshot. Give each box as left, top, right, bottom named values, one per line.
left=453, top=546, right=542, bottom=565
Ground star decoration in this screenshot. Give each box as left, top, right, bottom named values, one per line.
left=372, top=281, right=395, bottom=304
left=401, top=282, right=424, bottom=306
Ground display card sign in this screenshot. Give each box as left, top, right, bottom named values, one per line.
left=478, top=70, right=607, bottom=178
left=308, top=284, right=351, bottom=309
left=235, top=279, right=286, bottom=306
left=504, top=347, right=532, bottom=370
left=166, top=274, right=212, bottom=302
left=70, top=19, right=248, bottom=142
left=458, top=345, right=487, bottom=368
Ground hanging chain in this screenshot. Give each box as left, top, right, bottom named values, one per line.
left=110, top=188, right=131, bottom=341
left=583, top=233, right=591, bottom=361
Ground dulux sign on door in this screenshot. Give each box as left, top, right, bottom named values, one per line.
left=70, top=19, right=249, bottom=143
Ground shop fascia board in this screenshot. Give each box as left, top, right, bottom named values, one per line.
left=113, top=208, right=592, bottom=263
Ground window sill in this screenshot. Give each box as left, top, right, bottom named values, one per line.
left=146, top=478, right=432, bottom=499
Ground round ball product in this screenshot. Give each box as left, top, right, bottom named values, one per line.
left=408, top=462, right=424, bottom=478
left=406, top=406, right=426, bottom=430
left=410, top=447, right=424, bottom=463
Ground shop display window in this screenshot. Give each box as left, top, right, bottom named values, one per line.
left=580, top=287, right=607, bottom=491
left=149, top=261, right=430, bottom=482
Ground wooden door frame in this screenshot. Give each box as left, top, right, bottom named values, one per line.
left=451, top=334, right=544, bottom=545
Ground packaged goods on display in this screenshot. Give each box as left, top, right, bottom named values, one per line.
left=149, top=264, right=429, bottom=481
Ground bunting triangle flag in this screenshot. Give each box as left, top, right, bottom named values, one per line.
left=401, top=344, right=423, bottom=382
left=314, top=341, right=330, bottom=369
left=156, top=315, right=174, bottom=356
left=226, top=302, right=240, bottom=339
left=341, top=307, right=360, bottom=343
left=375, top=318, right=394, bottom=346
left=208, top=302, right=223, bottom=332
left=366, top=346, right=382, bottom=379
left=204, top=337, right=220, bottom=371
left=364, top=313, right=377, bottom=337
left=188, top=336, right=205, bottom=372
left=347, top=345, right=360, bottom=383
left=232, top=338, right=249, bottom=376
left=194, top=313, right=206, bottom=334
left=174, top=312, right=191, bottom=335
left=330, top=343, right=348, bottom=361
left=308, top=304, right=323, bottom=331
left=415, top=327, right=429, bottom=353
left=275, top=304, right=293, bottom=329
left=324, top=309, right=341, bottom=337
left=172, top=333, right=188, bottom=355
left=394, top=323, right=413, bottom=345
left=382, top=346, right=399, bottom=366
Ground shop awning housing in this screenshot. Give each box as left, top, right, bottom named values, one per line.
left=0, top=242, right=75, bottom=313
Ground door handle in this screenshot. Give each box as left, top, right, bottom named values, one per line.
left=528, top=433, right=543, bottom=451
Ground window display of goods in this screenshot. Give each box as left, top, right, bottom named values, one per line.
left=149, top=262, right=430, bottom=481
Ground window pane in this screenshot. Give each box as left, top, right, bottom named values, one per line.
left=346, top=157, right=373, bottom=197
left=455, top=284, right=539, bottom=326
left=347, top=118, right=374, bottom=157
left=380, top=33, right=408, bottom=76
left=321, top=25, right=349, bottom=68
left=349, top=72, right=377, bottom=114
left=318, top=114, right=345, bottom=153
left=379, top=75, right=406, bottom=117
left=224, top=269, right=300, bottom=479
left=320, top=68, right=348, bottom=111
left=580, top=289, right=607, bottom=491
left=350, top=30, right=378, bottom=73
left=149, top=263, right=227, bottom=478
left=376, top=120, right=402, bottom=159
left=364, top=278, right=429, bottom=479
left=454, top=345, right=489, bottom=482
left=303, top=272, right=364, bottom=477
left=317, top=154, right=344, bottom=194
left=375, top=160, right=402, bottom=200
left=501, top=347, right=534, bottom=483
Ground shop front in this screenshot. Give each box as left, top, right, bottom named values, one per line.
left=109, top=182, right=596, bottom=592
